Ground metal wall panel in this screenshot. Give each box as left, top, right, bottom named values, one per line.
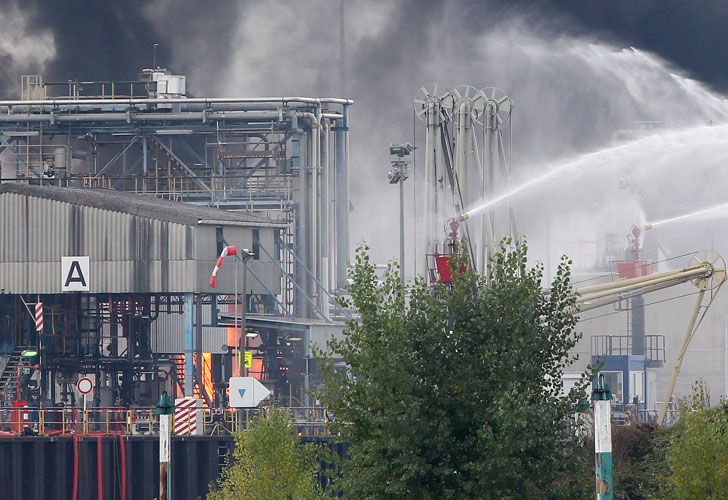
left=194, top=224, right=281, bottom=294
left=150, top=308, right=226, bottom=354
left=309, top=323, right=346, bottom=351
left=0, top=191, right=280, bottom=295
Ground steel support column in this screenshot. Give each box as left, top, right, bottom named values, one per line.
left=183, top=293, right=195, bottom=396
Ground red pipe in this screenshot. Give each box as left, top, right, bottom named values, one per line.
left=97, top=435, right=103, bottom=500
left=83, top=433, right=127, bottom=500
left=72, top=434, right=79, bottom=500
left=119, top=435, right=127, bottom=500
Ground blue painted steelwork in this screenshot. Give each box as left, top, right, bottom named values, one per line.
left=591, top=354, right=647, bottom=408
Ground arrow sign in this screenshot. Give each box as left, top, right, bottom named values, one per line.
left=228, top=377, right=271, bottom=408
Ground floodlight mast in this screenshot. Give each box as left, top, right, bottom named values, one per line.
left=389, top=143, right=413, bottom=285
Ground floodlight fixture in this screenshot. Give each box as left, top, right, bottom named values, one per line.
left=240, top=248, right=255, bottom=262
left=389, top=143, right=413, bottom=157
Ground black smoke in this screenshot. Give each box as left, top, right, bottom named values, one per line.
left=5, top=1, right=728, bottom=94
left=23, top=0, right=166, bottom=82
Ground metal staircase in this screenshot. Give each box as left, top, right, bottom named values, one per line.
left=168, top=353, right=212, bottom=408
left=0, top=346, right=33, bottom=405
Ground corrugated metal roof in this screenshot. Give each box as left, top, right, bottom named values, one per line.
left=0, top=184, right=284, bottom=228
left=0, top=184, right=282, bottom=294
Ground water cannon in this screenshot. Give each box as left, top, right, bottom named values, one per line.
left=644, top=223, right=653, bottom=231
left=626, top=224, right=643, bottom=262
left=457, top=212, right=470, bottom=222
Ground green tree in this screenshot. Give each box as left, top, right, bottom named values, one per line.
left=609, top=422, right=670, bottom=499
left=208, top=406, right=323, bottom=500
left=317, top=241, right=592, bottom=498
left=664, top=381, right=728, bottom=498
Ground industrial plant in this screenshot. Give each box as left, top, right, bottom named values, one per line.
left=2, top=1, right=728, bottom=497
left=0, top=69, right=353, bottom=497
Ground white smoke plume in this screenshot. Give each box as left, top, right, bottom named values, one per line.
left=0, top=4, right=55, bottom=96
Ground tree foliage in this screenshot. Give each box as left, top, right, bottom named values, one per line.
left=317, top=241, right=592, bottom=498
left=608, top=422, right=670, bottom=499
left=664, top=381, right=728, bottom=498
left=208, top=406, right=323, bottom=500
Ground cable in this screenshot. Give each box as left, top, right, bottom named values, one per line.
left=579, top=289, right=703, bottom=322
left=568, top=251, right=701, bottom=287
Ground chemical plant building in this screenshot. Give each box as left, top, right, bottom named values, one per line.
left=0, top=183, right=285, bottom=405
left=0, top=69, right=351, bottom=413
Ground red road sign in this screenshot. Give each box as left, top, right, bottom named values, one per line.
left=76, top=377, right=93, bottom=395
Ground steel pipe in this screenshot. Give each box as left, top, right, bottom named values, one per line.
left=577, top=265, right=711, bottom=303
left=0, top=111, right=286, bottom=123
left=334, top=106, right=350, bottom=290
left=0, top=96, right=353, bottom=107
left=576, top=265, right=711, bottom=295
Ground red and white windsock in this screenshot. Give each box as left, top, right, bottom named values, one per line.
left=209, top=245, right=237, bottom=288
left=34, top=300, right=44, bottom=332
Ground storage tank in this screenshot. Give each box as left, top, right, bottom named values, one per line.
left=53, top=146, right=67, bottom=179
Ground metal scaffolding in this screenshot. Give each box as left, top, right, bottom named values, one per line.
left=0, top=69, right=352, bottom=321
left=0, top=70, right=352, bottom=409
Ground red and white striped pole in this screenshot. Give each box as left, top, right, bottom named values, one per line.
left=34, top=299, right=43, bottom=332
left=209, top=246, right=237, bottom=289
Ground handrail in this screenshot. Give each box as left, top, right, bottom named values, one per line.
left=0, top=406, right=332, bottom=437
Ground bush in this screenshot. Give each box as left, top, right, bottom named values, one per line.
left=208, top=407, right=323, bottom=500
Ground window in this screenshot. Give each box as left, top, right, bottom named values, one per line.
left=215, top=226, right=224, bottom=255
left=630, top=370, right=645, bottom=404
left=252, top=228, right=260, bottom=260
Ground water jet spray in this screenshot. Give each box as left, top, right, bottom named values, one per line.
left=645, top=201, right=728, bottom=229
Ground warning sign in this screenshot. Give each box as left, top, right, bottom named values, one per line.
left=61, top=256, right=90, bottom=292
